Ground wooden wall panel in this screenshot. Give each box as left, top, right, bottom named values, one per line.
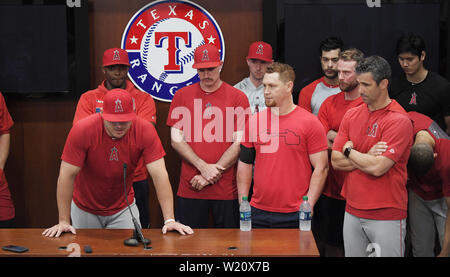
left=4, top=0, right=263, bottom=228
left=5, top=97, right=76, bottom=227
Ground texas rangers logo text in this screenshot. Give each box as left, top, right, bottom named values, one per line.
left=122, top=0, right=225, bottom=102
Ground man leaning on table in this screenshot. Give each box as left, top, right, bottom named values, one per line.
left=42, top=89, right=193, bottom=237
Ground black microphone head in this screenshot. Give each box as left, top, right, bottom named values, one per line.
left=123, top=163, right=127, bottom=169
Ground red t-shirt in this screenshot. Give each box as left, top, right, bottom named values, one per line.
left=62, top=114, right=165, bottom=216
left=317, top=92, right=364, bottom=200
left=408, top=111, right=450, bottom=199
left=166, top=82, right=250, bottom=200
left=242, top=106, right=328, bottom=213
left=333, top=101, right=413, bottom=220
left=0, top=92, right=14, bottom=221
left=73, top=80, right=156, bottom=182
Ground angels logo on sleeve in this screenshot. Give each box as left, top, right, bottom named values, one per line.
left=122, top=0, right=225, bottom=102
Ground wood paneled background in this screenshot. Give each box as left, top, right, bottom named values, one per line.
left=4, top=0, right=263, bottom=228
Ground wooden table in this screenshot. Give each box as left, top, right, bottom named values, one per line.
left=0, top=228, right=318, bottom=257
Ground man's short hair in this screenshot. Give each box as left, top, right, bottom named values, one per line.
left=339, top=48, right=365, bottom=65
left=266, top=62, right=295, bottom=83
left=355, top=55, right=391, bottom=85
left=319, top=37, right=344, bottom=55
left=396, top=33, right=426, bottom=57
left=408, top=143, right=435, bottom=176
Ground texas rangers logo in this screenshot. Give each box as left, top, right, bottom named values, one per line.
left=122, top=0, right=225, bottom=102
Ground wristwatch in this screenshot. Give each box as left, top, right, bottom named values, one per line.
left=343, top=146, right=352, bottom=158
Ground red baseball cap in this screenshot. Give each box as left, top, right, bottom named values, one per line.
left=246, top=41, right=273, bottom=62
left=192, top=44, right=222, bottom=69
left=102, top=89, right=136, bottom=122
left=102, top=48, right=131, bottom=67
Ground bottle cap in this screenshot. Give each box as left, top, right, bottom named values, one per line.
left=302, top=196, right=308, bottom=201
left=242, top=196, right=248, bottom=201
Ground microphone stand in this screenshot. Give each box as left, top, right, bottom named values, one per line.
left=122, top=163, right=151, bottom=249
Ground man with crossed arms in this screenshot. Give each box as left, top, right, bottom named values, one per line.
left=331, top=56, right=413, bottom=257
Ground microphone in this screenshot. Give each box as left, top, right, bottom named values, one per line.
left=122, top=163, right=151, bottom=249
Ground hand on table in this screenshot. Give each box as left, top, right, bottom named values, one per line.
left=42, top=222, right=76, bottom=238
left=162, top=221, right=194, bottom=236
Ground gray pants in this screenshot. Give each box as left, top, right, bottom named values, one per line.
left=343, top=211, right=406, bottom=257
left=71, top=200, right=140, bottom=229
left=408, top=190, right=447, bottom=257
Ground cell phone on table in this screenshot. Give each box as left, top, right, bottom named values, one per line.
left=2, top=245, right=29, bottom=253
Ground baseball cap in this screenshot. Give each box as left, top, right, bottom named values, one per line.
left=246, top=41, right=273, bottom=62
left=192, top=44, right=222, bottom=69
left=102, top=48, right=131, bottom=67
left=102, top=89, right=136, bottom=122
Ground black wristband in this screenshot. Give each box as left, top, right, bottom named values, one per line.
left=239, top=144, right=256, bottom=164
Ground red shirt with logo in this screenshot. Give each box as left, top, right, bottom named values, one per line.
left=317, top=92, right=364, bottom=200
left=408, top=111, right=450, bottom=199
left=242, top=106, right=328, bottom=213
left=62, top=114, right=165, bottom=216
left=0, top=92, right=14, bottom=221
left=73, top=80, right=156, bottom=182
left=166, top=82, right=250, bottom=200
left=333, top=101, right=413, bottom=220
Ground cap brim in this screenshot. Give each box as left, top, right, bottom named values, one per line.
left=103, top=61, right=131, bottom=67
left=246, top=56, right=273, bottom=63
left=192, top=61, right=222, bottom=69
left=102, top=113, right=135, bottom=122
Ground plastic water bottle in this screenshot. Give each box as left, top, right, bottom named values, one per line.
left=240, top=196, right=251, bottom=231
left=299, top=196, right=311, bottom=231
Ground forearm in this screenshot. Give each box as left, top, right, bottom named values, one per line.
left=56, top=180, right=73, bottom=223
left=171, top=139, right=207, bottom=171
left=56, top=163, right=77, bottom=223
left=0, top=134, right=10, bottom=170
left=331, top=150, right=356, bottom=171
left=327, top=130, right=337, bottom=150
left=217, top=131, right=243, bottom=170
left=153, top=176, right=175, bottom=222
left=147, top=159, right=175, bottom=221
left=347, top=149, right=392, bottom=177
left=237, top=161, right=252, bottom=203
left=216, top=142, right=240, bottom=170
left=307, top=165, right=328, bottom=208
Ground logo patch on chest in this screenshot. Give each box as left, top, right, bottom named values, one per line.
left=409, top=92, right=417, bottom=105
left=367, top=122, right=378, bottom=138
left=109, top=147, right=119, bottom=161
